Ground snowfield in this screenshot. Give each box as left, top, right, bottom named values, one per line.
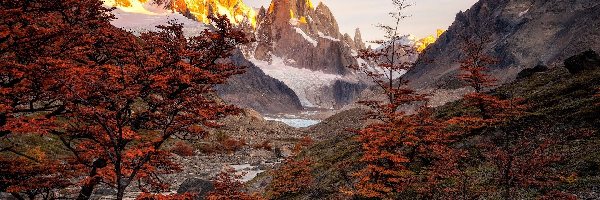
left=249, top=56, right=342, bottom=108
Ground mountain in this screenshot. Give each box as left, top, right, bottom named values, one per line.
left=250, top=50, right=600, bottom=199
left=108, top=3, right=304, bottom=114
left=216, top=52, right=304, bottom=114
left=104, top=0, right=258, bottom=27
left=246, top=0, right=370, bottom=109
left=106, top=0, right=371, bottom=111
left=253, top=0, right=354, bottom=74
left=403, top=0, right=600, bottom=102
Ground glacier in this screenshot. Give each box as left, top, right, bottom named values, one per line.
left=249, top=56, right=342, bottom=108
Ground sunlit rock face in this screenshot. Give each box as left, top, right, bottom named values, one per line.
left=247, top=0, right=370, bottom=109
left=104, top=0, right=257, bottom=27
left=104, top=0, right=372, bottom=110
left=252, top=0, right=360, bottom=75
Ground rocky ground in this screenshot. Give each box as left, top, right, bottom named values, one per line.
left=85, top=108, right=326, bottom=199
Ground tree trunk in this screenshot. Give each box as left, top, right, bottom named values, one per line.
left=116, top=187, right=125, bottom=200
left=77, top=158, right=107, bottom=200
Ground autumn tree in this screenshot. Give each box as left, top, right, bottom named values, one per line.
left=1, top=0, right=117, bottom=198
left=136, top=192, right=194, bottom=200
left=446, top=38, right=525, bottom=131
left=350, top=0, right=420, bottom=114
left=205, top=167, right=261, bottom=200
left=1, top=0, right=250, bottom=199
left=53, top=16, right=248, bottom=199
left=0, top=149, right=72, bottom=200
left=347, top=0, right=461, bottom=198
left=448, top=38, right=574, bottom=199
left=446, top=37, right=525, bottom=199
left=266, top=136, right=314, bottom=199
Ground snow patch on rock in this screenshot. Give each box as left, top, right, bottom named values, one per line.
left=249, top=55, right=341, bottom=108
left=318, top=32, right=340, bottom=41
left=294, top=27, right=318, bottom=47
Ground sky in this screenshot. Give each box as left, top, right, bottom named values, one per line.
left=245, top=0, right=479, bottom=43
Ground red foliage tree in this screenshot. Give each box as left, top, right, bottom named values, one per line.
left=449, top=38, right=571, bottom=199
left=170, top=141, right=196, bottom=157
left=1, top=0, right=250, bottom=199
left=1, top=0, right=116, bottom=198
left=52, top=17, right=248, bottom=199
left=267, top=158, right=313, bottom=199
left=447, top=38, right=527, bottom=130
left=0, top=149, right=72, bottom=200
left=206, top=167, right=261, bottom=200
left=347, top=0, right=460, bottom=198
left=136, top=193, right=194, bottom=200
left=267, top=136, right=314, bottom=199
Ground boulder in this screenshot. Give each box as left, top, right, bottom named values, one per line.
left=516, top=64, right=549, bottom=79
left=177, top=178, right=214, bottom=199
left=93, top=188, right=117, bottom=196
left=564, top=50, right=600, bottom=74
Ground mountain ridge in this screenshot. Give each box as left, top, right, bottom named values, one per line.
left=404, top=0, right=600, bottom=93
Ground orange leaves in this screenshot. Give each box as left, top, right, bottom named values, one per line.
left=351, top=106, right=457, bottom=198
left=252, top=140, right=272, bottom=151
left=170, top=141, right=196, bottom=157
left=0, top=153, right=72, bottom=196
left=292, top=136, right=314, bottom=154
left=265, top=137, right=315, bottom=198
left=136, top=193, right=195, bottom=200
left=448, top=38, right=575, bottom=198
left=267, top=158, right=314, bottom=199
left=2, top=1, right=249, bottom=198
left=206, top=167, right=261, bottom=200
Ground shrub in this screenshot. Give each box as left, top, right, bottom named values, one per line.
left=171, top=141, right=196, bottom=157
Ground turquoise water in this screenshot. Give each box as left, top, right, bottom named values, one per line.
left=263, top=117, right=321, bottom=128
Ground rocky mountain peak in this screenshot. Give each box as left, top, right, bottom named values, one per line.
left=403, top=0, right=600, bottom=105
left=252, top=0, right=352, bottom=74
left=354, top=28, right=366, bottom=50
left=247, top=0, right=370, bottom=109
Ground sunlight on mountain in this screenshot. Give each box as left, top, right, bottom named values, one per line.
left=103, top=0, right=158, bottom=15
left=103, top=0, right=258, bottom=27
left=415, top=29, right=446, bottom=52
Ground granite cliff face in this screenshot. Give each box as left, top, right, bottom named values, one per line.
left=404, top=0, right=600, bottom=92
left=253, top=0, right=357, bottom=74
left=216, top=52, right=303, bottom=114
left=246, top=0, right=370, bottom=109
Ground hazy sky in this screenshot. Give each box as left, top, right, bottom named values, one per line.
left=245, top=0, right=478, bottom=43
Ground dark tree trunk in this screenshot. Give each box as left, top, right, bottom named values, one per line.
left=77, top=158, right=107, bottom=200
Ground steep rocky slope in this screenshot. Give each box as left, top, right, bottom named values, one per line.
left=109, top=3, right=305, bottom=114
left=404, top=0, right=600, bottom=96
left=247, top=0, right=370, bottom=109
left=216, top=52, right=304, bottom=114
left=253, top=0, right=361, bottom=74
